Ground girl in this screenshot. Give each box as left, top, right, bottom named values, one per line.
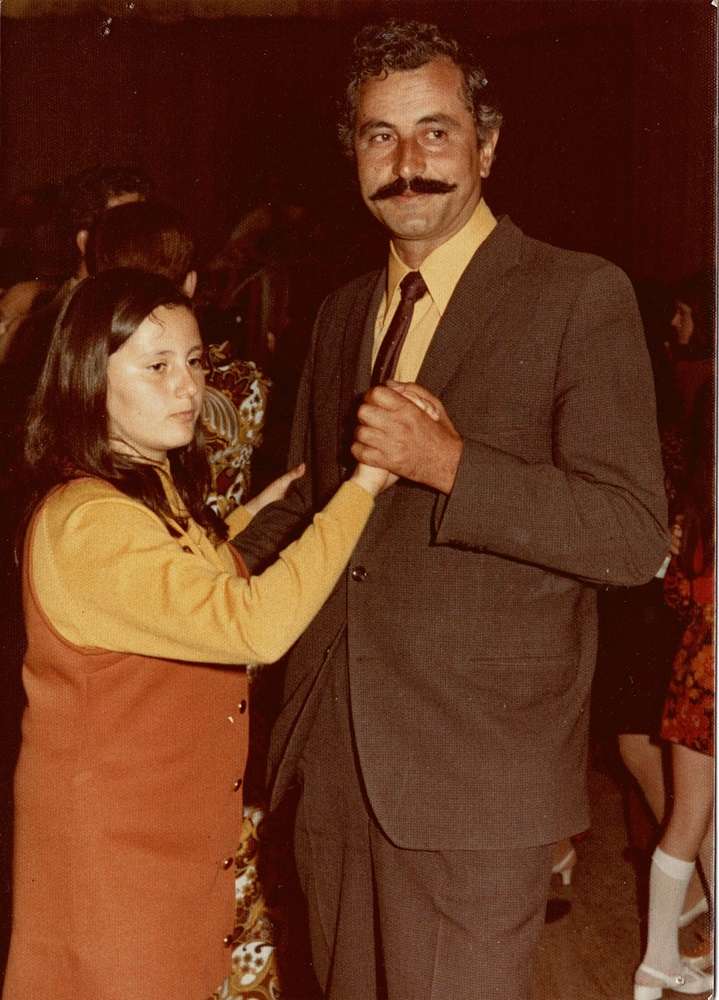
left=2, top=269, right=395, bottom=1000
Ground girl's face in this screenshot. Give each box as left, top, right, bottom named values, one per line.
left=106, top=304, right=205, bottom=462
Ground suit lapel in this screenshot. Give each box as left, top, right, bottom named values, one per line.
left=417, top=216, right=526, bottom=398
left=336, top=270, right=384, bottom=469
left=349, top=270, right=384, bottom=396
left=334, top=217, right=526, bottom=461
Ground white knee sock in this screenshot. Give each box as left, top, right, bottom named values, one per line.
left=643, top=846, right=695, bottom=973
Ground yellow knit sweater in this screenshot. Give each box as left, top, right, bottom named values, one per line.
left=30, top=473, right=372, bottom=665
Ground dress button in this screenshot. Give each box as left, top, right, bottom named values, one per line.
left=351, top=565, right=368, bottom=582
left=181, top=545, right=192, bottom=553
left=233, top=777, right=243, bottom=791
left=223, top=934, right=234, bottom=948
left=222, top=856, right=234, bottom=870
left=238, top=699, right=247, bottom=714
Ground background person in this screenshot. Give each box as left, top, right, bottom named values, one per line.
left=633, top=381, right=714, bottom=997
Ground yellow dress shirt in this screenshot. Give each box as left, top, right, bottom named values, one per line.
left=372, top=199, right=497, bottom=382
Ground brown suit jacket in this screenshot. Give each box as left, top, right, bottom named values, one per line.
left=236, top=216, right=668, bottom=850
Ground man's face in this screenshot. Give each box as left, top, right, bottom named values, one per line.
left=353, top=57, right=498, bottom=265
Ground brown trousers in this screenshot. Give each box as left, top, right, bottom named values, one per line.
left=292, top=653, right=553, bottom=1000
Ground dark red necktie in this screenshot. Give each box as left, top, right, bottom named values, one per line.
left=371, top=270, right=428, bottom=385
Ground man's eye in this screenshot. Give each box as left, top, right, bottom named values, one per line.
left=148, top=362, right=167, bottom=372
left=369, top=132, right=393, bottom=145
left=426, top=129, right=447, bottom=141
left=188, top=357, right=203, bottom=368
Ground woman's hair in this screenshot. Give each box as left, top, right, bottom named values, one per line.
left=337, top=19, right=503, bottom=156
left=24, top=268, right=227, bottom=541
left=677, top=379, right=714, bottom=578
left=672, top=270, right=715, bottom=361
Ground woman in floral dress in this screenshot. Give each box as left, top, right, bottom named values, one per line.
left=634, top=381, right=714, bottom=999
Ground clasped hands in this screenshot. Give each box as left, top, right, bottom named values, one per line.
left=246, top=382, right=463, bottom=511
left=351, top=381, right=463, bottom=495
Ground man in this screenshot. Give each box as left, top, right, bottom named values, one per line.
left=0, top=163, right=153, bottom=380
left=0, top=165, right=154, bottom=520
left=61, top=162, right=154, bottom=280
left=235, top=20, right=668, bottom=1000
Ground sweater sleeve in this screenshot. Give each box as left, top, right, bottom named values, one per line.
left=31, top=479, right=372, bottom=665
left=224, top=503, right=252, bottom=538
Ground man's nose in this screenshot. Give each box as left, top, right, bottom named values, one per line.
left=394, top=136, right=425, bottom=179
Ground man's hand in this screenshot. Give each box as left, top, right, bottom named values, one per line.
left=351, top=382, right=463, bottom=494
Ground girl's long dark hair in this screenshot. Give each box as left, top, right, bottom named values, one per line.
left=24, top=268, right=228, bottom=542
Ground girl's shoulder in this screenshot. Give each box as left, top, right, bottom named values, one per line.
left=37, top=476, right=156, bottom=528
left=42, top=476, right=122, bottom=509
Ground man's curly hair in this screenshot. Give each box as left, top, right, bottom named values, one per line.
left=337, top=20, right=503, bottom=156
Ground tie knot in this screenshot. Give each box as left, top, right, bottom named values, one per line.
left=399, top=271, right=427, bottom=304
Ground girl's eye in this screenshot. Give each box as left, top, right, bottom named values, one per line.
left=188, top=356, right=203, bottom=368
left=148, top=362, right=167, bottom=373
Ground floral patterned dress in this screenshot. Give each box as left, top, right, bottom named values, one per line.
left=661, top=557, right=714, bottom=756
left=200, top=347, right=283, bottom=1000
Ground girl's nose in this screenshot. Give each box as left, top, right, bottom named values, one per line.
left=177, top=367, right=201, bottom=396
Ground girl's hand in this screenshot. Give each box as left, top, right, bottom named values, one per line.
left=350, top=462, right=398, bottom=497
left=244, top=463, right=305, bottom=517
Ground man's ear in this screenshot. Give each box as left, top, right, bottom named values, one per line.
left=182, top=270, right=197, bottom=299
left=479, top=129, right=500, bottom=179
left=76, top=229, right=89, bottom=257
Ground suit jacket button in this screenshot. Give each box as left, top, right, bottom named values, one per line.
left=238, top=699, right=247, bottom=714
left=233, top=777, right=243, bottom=791
left=351, top=565, right=367, bottom=582
left=222, top=856, right=234, bottom=870
left=223, top=934, right=234, bottom=948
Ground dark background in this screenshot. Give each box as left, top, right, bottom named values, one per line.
left=1, top=0, right=716, bottom=284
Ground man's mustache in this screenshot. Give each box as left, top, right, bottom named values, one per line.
left=369, top=176, right=458, bottom=201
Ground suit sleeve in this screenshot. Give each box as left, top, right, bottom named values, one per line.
left=434, top=262, right=669, bottom=586
left=231, top=300, right=323, bottom=572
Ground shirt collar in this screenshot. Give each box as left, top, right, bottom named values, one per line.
left=386, top=199, right=497, bottom=316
